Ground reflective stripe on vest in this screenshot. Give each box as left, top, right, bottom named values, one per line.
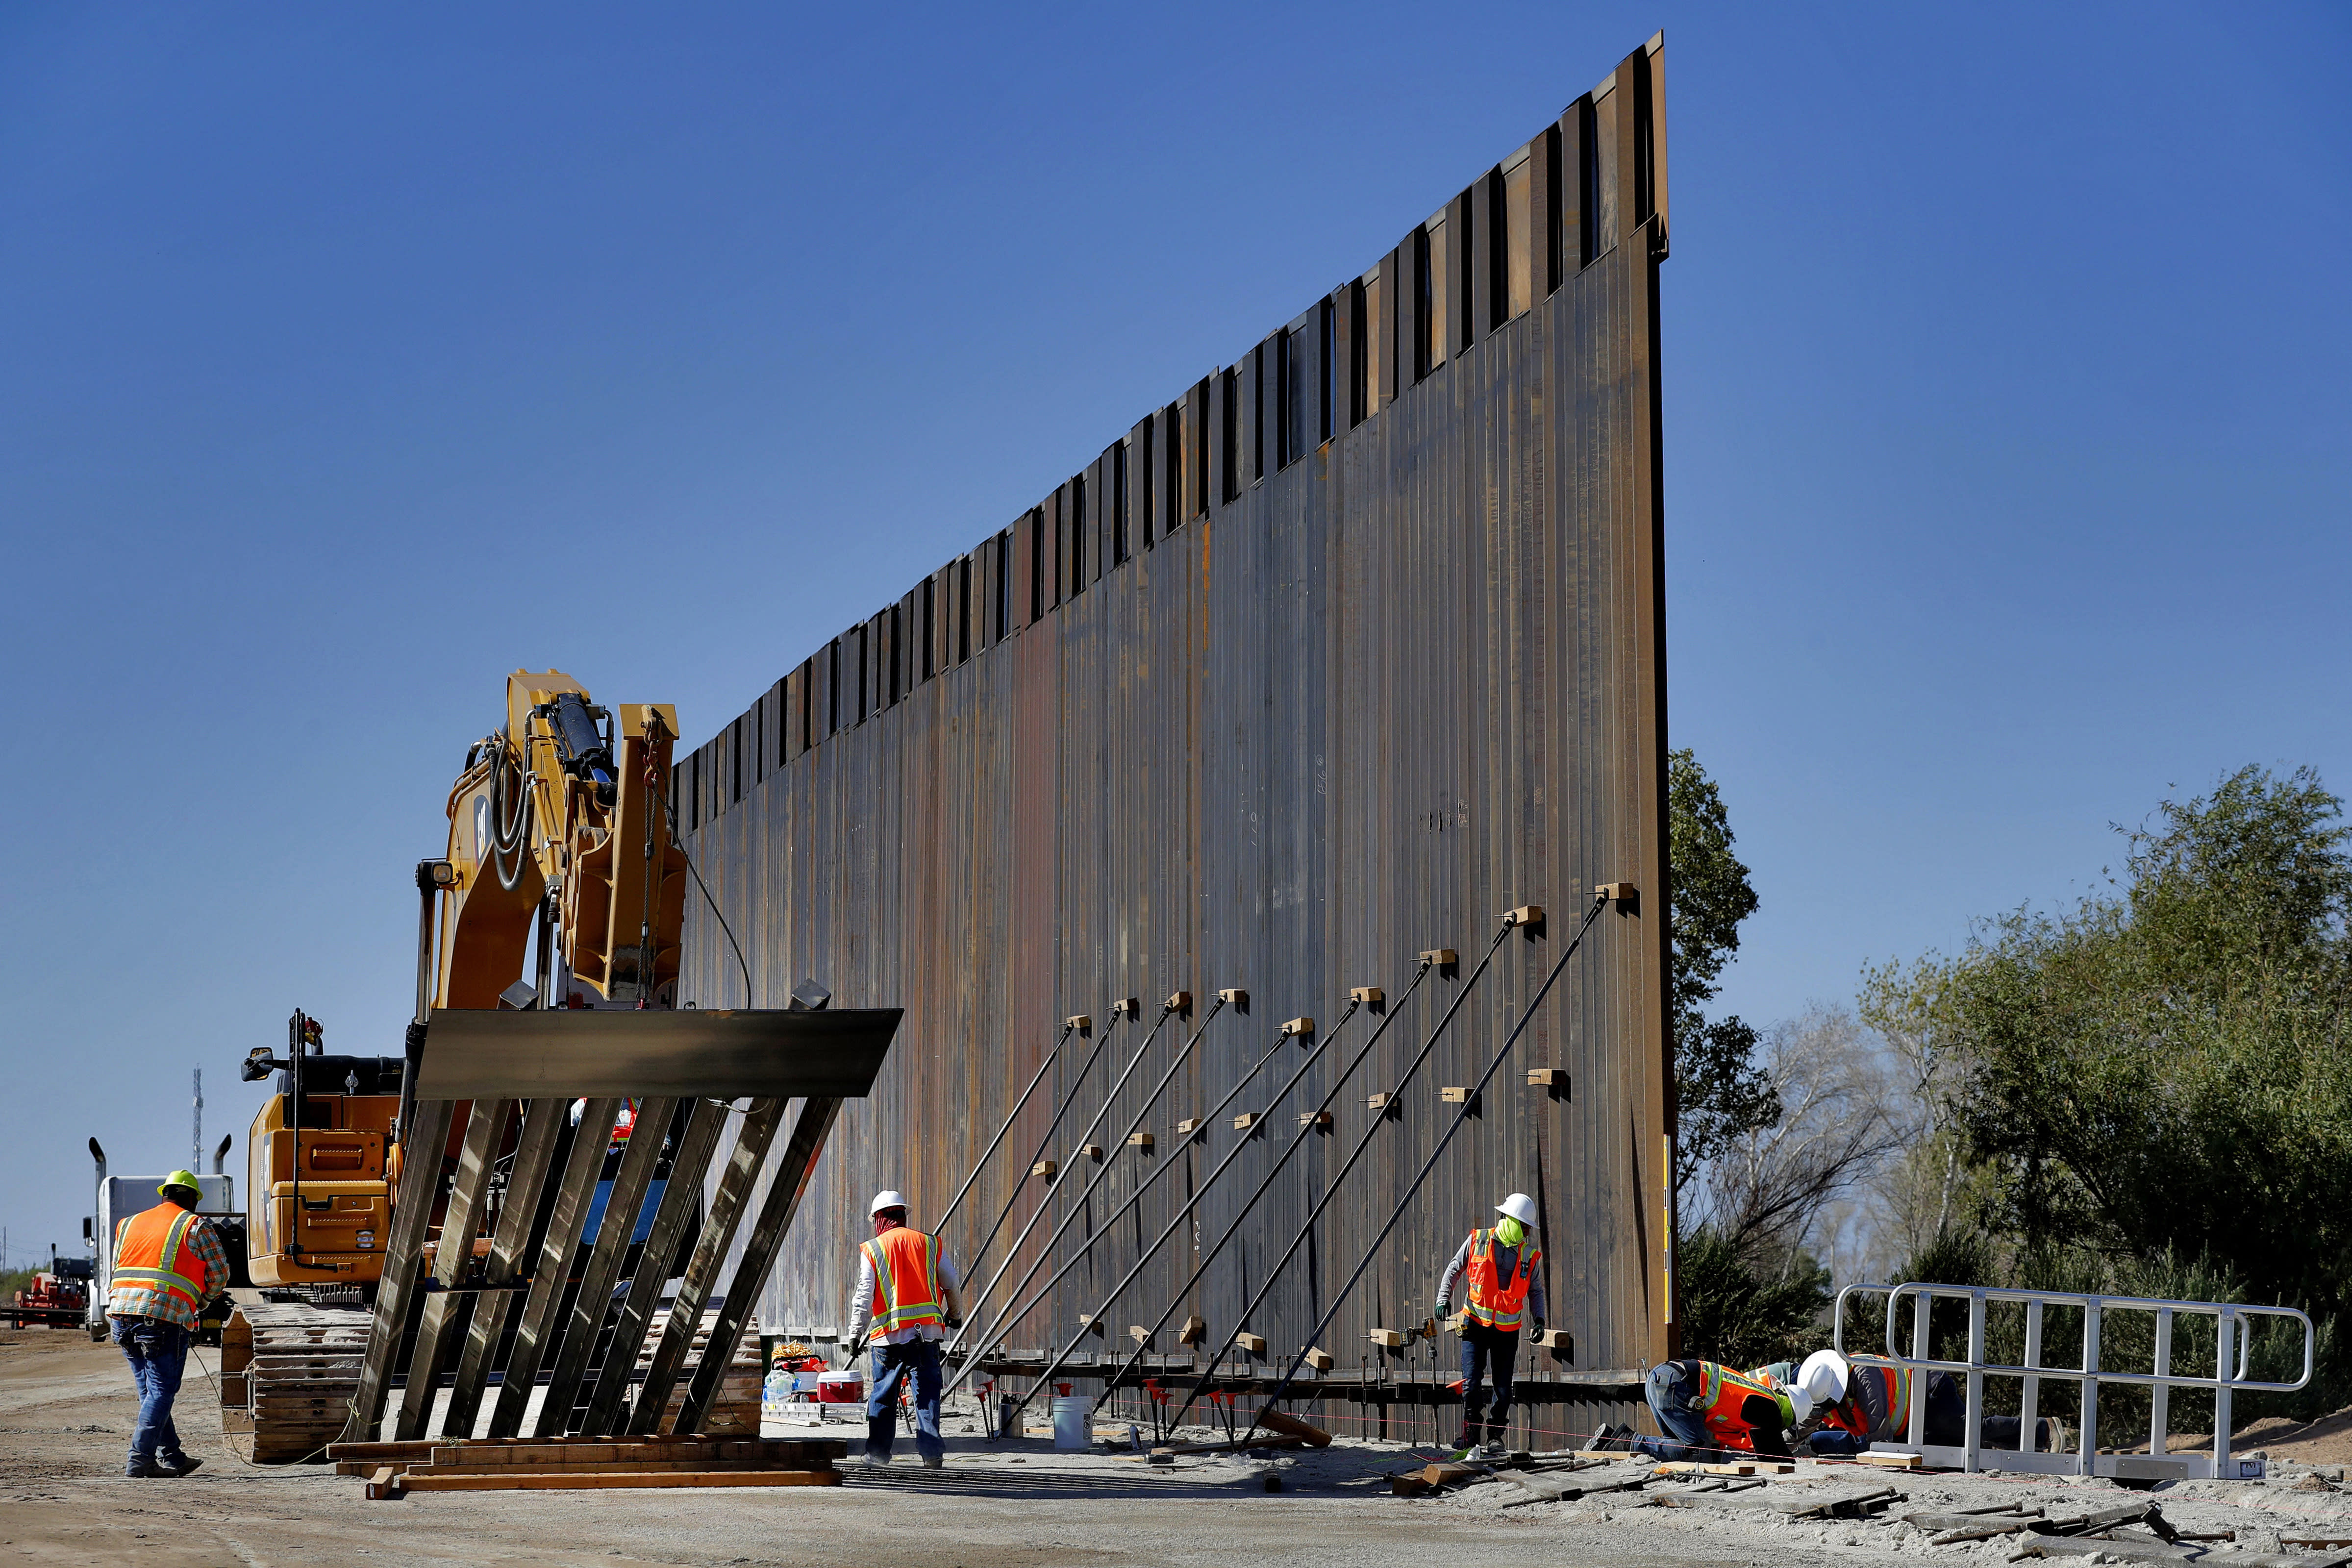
left=1694, top=1361, right=1795, bottom=1449
left=109, top=1207, right=207, bottom=1318
left=862, top=1227, right=943, bottom=1335
left=1463, top=1228, right=1541, bottom=1331
left=1822, top=1363, right=1911, bottom=1442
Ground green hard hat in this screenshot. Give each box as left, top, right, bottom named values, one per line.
left=158, top=1170, right=203, bottom=1197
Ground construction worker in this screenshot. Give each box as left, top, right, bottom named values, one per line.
left=846, top=1189, right=963, bottom=1468
left=1770, top=1349, right=2056, bottom=1455
left=1434, top=1192, right=1546, bottom=1459
left=1591, top=1359, right=1813, bottom=1461
left=105, top=1170, right=227, bottom=1479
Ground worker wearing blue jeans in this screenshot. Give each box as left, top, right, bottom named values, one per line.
left=866, top=1339, right=946, bottom=1466
left=113, top=1316, right=194, bottom=1475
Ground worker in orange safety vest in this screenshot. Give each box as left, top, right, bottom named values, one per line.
left=1590, top=1359, right=1813, bottom=1462
left=1434, top=1192, right=1547, bottom=1459
left=107, top=1170, right=228, bottom=1478
left=846, top=1190, right=964, bottom=1468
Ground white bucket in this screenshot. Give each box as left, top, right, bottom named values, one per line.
left=1051, top=1395, right=1094, bottom=1450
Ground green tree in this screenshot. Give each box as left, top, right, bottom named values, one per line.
left=1668, top=747, right=1774, bottom=1196
left=1889, top=766, right=2352, bottom=1413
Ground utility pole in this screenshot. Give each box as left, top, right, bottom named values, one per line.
left=193, top=1068, right=203, bottom=1174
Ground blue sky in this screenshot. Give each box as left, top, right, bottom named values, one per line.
left=2, top=4, right=2345, bottom=1263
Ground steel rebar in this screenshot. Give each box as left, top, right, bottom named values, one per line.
left=947, top=1000, right=1183, bottom=1356
left=1161, top=915, right=1528, bottom=1426
left=1230, top=893, right=1610, bottom=1439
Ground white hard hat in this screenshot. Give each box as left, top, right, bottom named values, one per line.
left=1799, top=1348, right=1850, bottom=1408
left=869, top=1190, right=909, bottom=1216
left=1495, top=1193, right=1538, bottom=1226
left=1784, top=1383, right=1817, bottom=1422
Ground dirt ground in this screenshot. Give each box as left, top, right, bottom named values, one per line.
left=7, top=1328, right=2352, bottom=1568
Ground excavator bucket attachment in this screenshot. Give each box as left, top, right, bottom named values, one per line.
left=412, top=1006, right=901, bottom=1098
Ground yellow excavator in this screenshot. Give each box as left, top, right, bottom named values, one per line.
left=224, top=672, right=896, bottom=1460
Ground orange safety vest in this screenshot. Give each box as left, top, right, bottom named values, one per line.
left=1693, top=1362, right=1796, bottom=1451
left=109, top=1206, right=210, bottom=1320
left=1820, top=1363, right=1911, bottom=1443
left=861, top=1226, right=943, bottom=1336
left=1462, top=1228, right=1542, bottom=1331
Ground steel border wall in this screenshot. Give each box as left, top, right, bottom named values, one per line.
left=678, top=33, right=1676, bottom=1444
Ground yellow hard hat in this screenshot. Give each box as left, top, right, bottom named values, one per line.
left=158, top=1170, right=202, bottom=1197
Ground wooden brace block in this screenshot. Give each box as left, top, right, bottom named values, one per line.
left=1078, top=1315, right=1104, bottom=1335
left=1297, top=1110, right=1331, bottom=1129
left=1526, top=1067, right=1569, bottom=1089
left=1177, top=1315, right=1207, bottom=1345
left=1176, top=1118, right=1202, bottom=1137
left=1595, top=882, right=1637, bottom=903
left=1367, top=1092, right=1394, bottom=1111
left=1369, top=1328, right=1406, bottom=1348
left=1302, top=1346, right=1334, bottom=1370
left=1128, top=1325, right=1152, bottom=1346
left=1440, top=1087, right=1471, bottom=1104
left=1065, top=1014, right=1092, bottom=1031
left=1165, top=991, right=1191, bottom=1012
left=1031, top=1159, right=1057, bottom=1178
left=1112, top=997, right=1140, bottom=1018
left=1077, top=1144, right=1103, bottom=1161
left=1854, top=1451, right=1923, bottom=1469
left=1534, top=1328, right=1573, bottom=1351
left=1280, top=1016, right=1313, bottom=1037
left=1235, top=1333, right=1267, bottom=1355
left=1350, top=986, right=1383, bottom=1005
left=1216, top=988, right=1247, bottom=1007
left=1255, top=1408, right=1332, bottom=1448
left=1419, top=948, right=1456, bottom=966
left=1127, top=1131, right=1155, bottom=1150
left=1503, top=904, right=1545, bottom=927
left=1231, top=1112, right=1259, bottom=1131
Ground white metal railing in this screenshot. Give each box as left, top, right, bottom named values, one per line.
left=1831, top=1282, right=2313, bottom=1480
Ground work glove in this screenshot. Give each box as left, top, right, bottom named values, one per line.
left=1531, top=1317, right=1545, bottom=1335
left=1434, top=1296, right=1450, bottom=1317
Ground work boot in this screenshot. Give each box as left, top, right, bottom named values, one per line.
left=124, top=1458, right=166, bottom=1479
left=1451, top=1425, right=1479, bottom=1461
left=158, top=1451, right=203, bottom=1478
left=921, top=1453, right=945, bottom=1469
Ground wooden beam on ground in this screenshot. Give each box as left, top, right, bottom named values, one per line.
left=384, top=1468, right=841, bottom=1495
left=531, top=1095, right=679, bottom=1437
left=442, top=1096, right=566, bottom=1438
left=393, top=1096, right=511, bottom=1441
left=672, top=1095, right=843, bottom=1434
left=628, top=1098, right=786, bottom=1434
left=348, top=1097, right=455, bottom=1442
left=577, top=1096, right=728, bottom=1436
left=486, top=1097, right=624, bottom=1437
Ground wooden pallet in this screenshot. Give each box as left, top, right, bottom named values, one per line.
left=356, top=1435, right=845, bottom=1499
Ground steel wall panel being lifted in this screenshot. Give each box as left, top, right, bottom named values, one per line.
left=678, top=34, right=1673, bottom=1445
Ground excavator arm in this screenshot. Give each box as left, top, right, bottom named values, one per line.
left=436, top=671, right=689, bottom=1009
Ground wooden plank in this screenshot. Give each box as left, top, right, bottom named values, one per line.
left=385, top=1469, right=841, bottom=1495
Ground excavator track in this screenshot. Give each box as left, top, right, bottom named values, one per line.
left=222, top=1299, right=374, bottom=1462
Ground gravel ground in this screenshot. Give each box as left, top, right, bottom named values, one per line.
left=6, top=1329, right=2349, bottom=1568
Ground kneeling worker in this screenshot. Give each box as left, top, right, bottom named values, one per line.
left=1434, top=1192, right=1546, bottom=1459
left=1595, top=1359, right=1813, bottom=1462
left=107, top=1170, right=227, bottom=1478
left=846, top=1189, right=963, bottom=1468
left=1772, top=1349, right=2055, bottom=1456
